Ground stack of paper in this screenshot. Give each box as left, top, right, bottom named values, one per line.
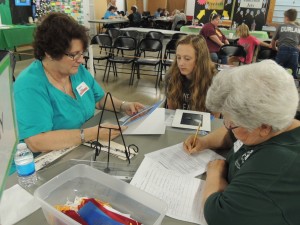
left=131, top=143, right=225, bottom=224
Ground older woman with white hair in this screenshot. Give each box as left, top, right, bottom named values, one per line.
left=184, top=60, right=300, bottom=225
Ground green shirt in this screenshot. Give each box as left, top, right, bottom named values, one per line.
left=204, top=127, right=300, bottom=225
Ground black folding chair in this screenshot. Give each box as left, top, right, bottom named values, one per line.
left=219, top=44, right=247, bottom=65
left=84, top=34, right=113, bottom=76
left=105, top=36, right=137, bottom=82
left=130, top=38, right=163, bottom=88
left=161, top=39, right=177, bottom=79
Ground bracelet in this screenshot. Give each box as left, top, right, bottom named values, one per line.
left=119, top=101, right=126, bottom=112
left=80, top=129, right=85, bottom=144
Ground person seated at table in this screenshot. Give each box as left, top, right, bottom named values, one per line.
left=154, top=8, right=162, bottom=18
left=184, top=60, right=300, bottom=225
left=180, top=9, right=187, bottom=24
left=104, top=6, right=118, bottom=19
left=228, top=24, right=271, bottom=65
left=165, top=35, right=217, bottom=113
left=14, top=13, right=144, bottom=153
left=171, top=10, right=183, bottom=30
left=160, top=8, right=169, bottom=17
left=200, top=13, right=229, bottom=64
left=127, top=5, right=141, bottom=27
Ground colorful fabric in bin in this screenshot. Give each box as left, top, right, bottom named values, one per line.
left=56, top=197, right=142, bottom=225
left=78, top=201, right=124, bottom=225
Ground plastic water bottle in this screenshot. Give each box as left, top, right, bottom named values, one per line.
left=14, top=143, right=37, bottom=188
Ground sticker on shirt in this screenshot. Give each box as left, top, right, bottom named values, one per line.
left=76, top=82, right=89, bottom=97
left=233, top=140, right=243, bottom=153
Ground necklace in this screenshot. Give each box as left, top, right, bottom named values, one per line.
left=43, top=64, right=69, bottom=93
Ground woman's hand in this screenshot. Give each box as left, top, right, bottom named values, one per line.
left=122, top=102, right=144, bottom=116
left=97, top=123, right=127, bottom=140
left=183, top=135, right=207, bottom=154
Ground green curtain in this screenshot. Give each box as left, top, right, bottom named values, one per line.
left=0, top=0, right=13, bottom=25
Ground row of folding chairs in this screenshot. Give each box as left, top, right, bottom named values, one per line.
left=85, top=31, right=188, bottom=87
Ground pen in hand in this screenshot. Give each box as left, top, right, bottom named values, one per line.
left=192, top=120, right=202, bottom=148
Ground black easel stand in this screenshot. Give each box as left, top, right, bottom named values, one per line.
left=90, top=92, right=137, bottom=173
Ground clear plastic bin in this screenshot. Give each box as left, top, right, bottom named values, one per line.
left=34, top=164, right=167, bottom=225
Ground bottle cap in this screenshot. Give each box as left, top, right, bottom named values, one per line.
left=17, top=143, right=27, bottom=150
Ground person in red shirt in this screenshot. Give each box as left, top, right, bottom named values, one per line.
left=228, top=24, right=271, bottom=65
left=200, top=13, right=229, bottom=64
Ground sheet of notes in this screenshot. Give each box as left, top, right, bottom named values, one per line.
left=145, top=143, right=224, bottom=177
left=131, top=157, right=207, bottom=224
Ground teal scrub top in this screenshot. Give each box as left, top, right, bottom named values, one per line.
left=14, top=60, right=105, bottom=140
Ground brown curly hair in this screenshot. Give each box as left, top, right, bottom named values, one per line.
left=33, top=12, right=88, bottom=60
left=165, top=34, right=216, bottom=111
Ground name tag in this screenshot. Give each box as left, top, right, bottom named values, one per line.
left=76, top=82, right=89, bottom=97
left=233, top=140, right=243, bottom=153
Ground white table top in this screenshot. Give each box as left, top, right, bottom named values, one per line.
left=88, top=18, right=129, bottom=24
left=121, top=27, right=194, bottom=36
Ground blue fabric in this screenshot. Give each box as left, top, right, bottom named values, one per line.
left=275, top=45, right=299, bottom=78
left=104, top=11, right=116, bottom=19
left=78, top=201, right=123, bottom=225
left=14, top=60, right=104, bottom=141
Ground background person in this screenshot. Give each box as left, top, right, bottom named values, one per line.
left=154, top=8, right=162, bottom=18
left=127, top=5, right=141, bottom=27
left=200, top=13, right=229, bottom=64
left=165, top=35, right=217, bottom=113
left=228, top=23, right=271, bottom=64
left=14, top=13, right=144, bottom=153
left=103, top=6, right=118, bottom=19
left=184, top=60, right=300, bottom=225
left=272, top=8, right=300, bottom=79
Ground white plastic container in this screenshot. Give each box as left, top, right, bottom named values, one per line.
left=34, top=164, right=167, bottom=225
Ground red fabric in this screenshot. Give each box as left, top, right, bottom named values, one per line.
left=79, top=198, right=142, bottom=225
left=200, top=22, right=227, bottom=53
left=62, top=210, right=88, bottom=225
left=237, top=35, right=260, bottom=64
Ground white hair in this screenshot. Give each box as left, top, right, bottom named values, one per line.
left=206, top=60, right=299, bottom=131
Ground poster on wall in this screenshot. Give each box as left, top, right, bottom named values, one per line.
left=232, top=0, right=269, bottom=31
left=34, top=0, right=84, bottom=24
left=194, top=0, right=233, bottom=24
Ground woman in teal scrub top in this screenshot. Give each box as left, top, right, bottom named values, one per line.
left=14, top=12, right=144, bottom=153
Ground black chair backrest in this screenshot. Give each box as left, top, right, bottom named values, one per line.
left=257, top=49, right=277, bottom=61
left=123, top=30, right=139, bottom=40
left=114, top=36, right=137, bottom=51
left=91, top=34, right=113, bottom=48
left=171, top=33, right=187, bottom=41
left=138, top=38, right=163, bottom=55
left=107, top=28, right=122, bottom=41
left=164, top=39, right=177, bottom=59
left=219, top=45, right=246, bottom=58
left=175, top=20, right=186, bottom=30
left=145, top=31, right=164, bottom=41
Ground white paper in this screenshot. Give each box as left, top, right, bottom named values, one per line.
left=172, top=110, right=211, bottom=131
left=146, top=143, right=224, bottom=177
left=123, top=108, right=166, bottom=135
left=0, top=184, right=41, bottom=225
left=130, top=157, right=207, bottom=224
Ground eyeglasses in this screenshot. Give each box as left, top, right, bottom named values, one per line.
left=223, top=120, right=239, bottom=131
left=64, top=51, right=87, bottom=61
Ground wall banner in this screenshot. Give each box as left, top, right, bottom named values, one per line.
left=240, top=0, right=263, bottom=9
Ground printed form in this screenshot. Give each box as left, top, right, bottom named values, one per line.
left=145, top=143, right=224, bottom=177
left=131, top=157, right=207, bottom=224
